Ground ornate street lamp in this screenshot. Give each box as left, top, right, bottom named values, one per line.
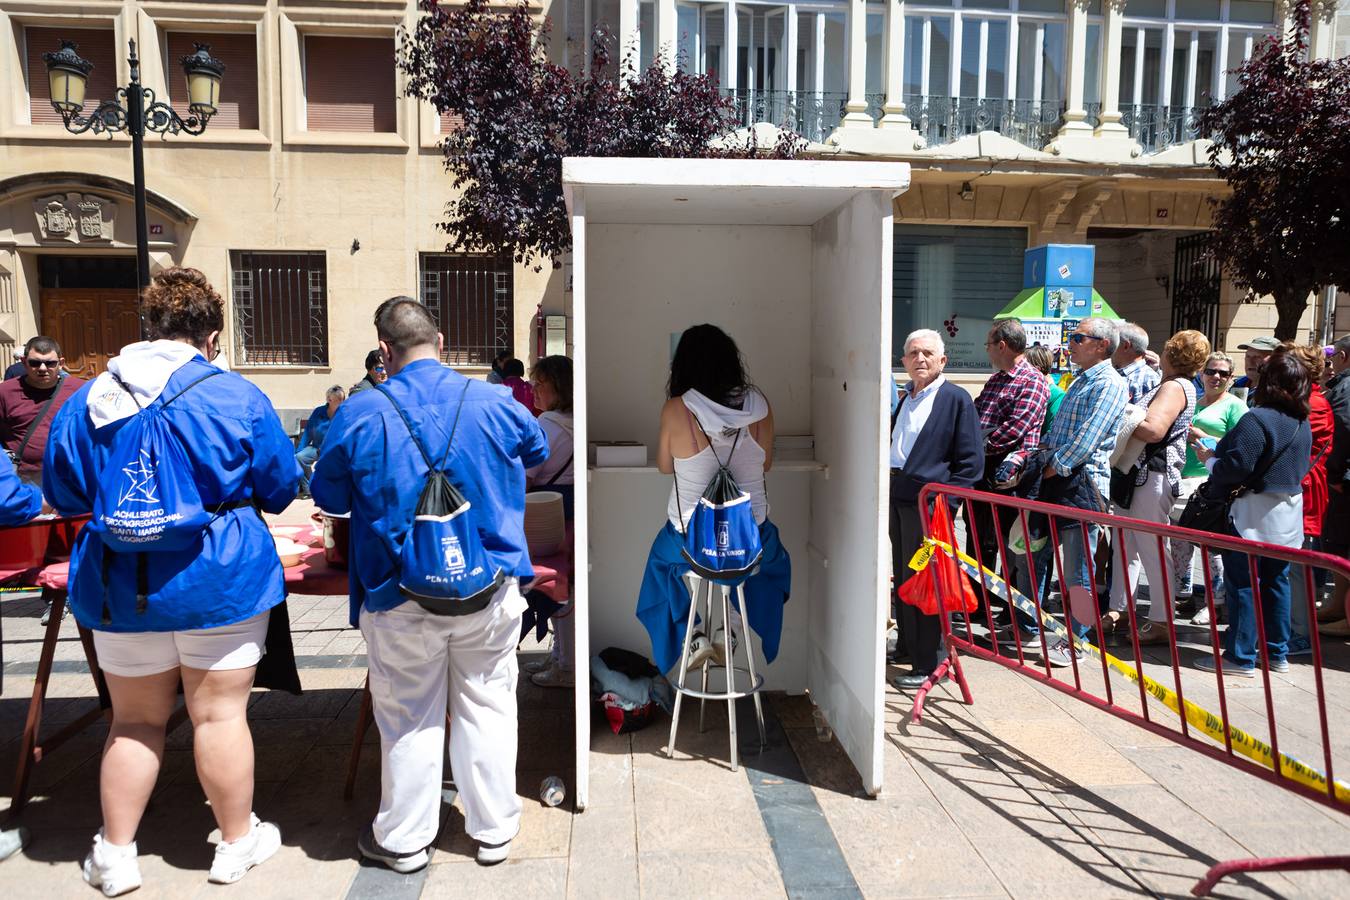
left=43, top=38, right=224, bottom=290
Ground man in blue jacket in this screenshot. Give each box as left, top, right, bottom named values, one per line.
left=890, top=329, right=983, bottom=690
left=312, top=297, right=547, bottom=873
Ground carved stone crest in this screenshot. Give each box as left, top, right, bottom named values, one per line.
left=33, top=193, right=116, bottom=242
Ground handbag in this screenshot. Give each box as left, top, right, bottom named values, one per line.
left=1179, top=429, right=1317, bottom=535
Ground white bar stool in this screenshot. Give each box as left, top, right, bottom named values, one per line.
left=666, top=572, right=767, bottom=770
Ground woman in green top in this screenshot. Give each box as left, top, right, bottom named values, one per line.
left=1171, top=351, right=1246, bottom=624
left=1025, top=346, right=1065, bottom=435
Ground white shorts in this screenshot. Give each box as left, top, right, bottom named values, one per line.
left=93, top=609, right=270, bottom=678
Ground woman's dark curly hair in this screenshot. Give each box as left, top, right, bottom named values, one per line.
left=1252, top=349, right=1311, bottom=419
left=141, top=266, right=224, bottom=345
left=667, top=324, right=753, bottom=406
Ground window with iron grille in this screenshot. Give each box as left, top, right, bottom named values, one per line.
left=419, top=255, right=513, bottom=367
left=230, top=251, right=329, bottom=367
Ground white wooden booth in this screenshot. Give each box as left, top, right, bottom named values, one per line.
left=564, top=158, right=910, bottom=809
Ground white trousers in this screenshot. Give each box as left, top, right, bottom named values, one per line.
left=360, top=580, right=526, bottom=852
left=1109, top=469, right=1177, bottom=623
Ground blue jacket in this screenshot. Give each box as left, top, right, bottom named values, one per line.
left=889, top=380, right=984, bottom=504
left=0, top=453, right=41, bottom=525
left=297, top=404, right=335, bottom=452
left=311, top=359, right=549, bottom=626
left=43, top=358, right=300, bottom=632
left=637, top=520, right=791, bottom=675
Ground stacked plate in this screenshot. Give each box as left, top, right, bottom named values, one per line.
left=524, top=491, right=566, bottom=557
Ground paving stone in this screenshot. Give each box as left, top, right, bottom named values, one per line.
left=638, top=847, right=788, bottom=900
left=422, top=856, right=568, bottom=899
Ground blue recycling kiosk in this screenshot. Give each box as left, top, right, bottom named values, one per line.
left=996, top=244, right=1119, bottom=361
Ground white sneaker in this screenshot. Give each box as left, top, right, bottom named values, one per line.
left=82, top=831, right=141, bottom=897
left=686, top=630, right=716, bottom=670
left=1045, top=639, right=1084, bottom=669
left=476, top=838, right=511, bottom=866
left=208, top=815, right=281, bottom=884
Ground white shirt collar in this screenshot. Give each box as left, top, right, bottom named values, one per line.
left=905, top=374, right=946, bottom=400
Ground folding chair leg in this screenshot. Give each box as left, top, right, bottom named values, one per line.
left=11, top=588, right=67, bottom=814
left=344, top=677, right=374, bottom=801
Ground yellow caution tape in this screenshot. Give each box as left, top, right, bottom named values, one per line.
left=912, top=536, right=1350, bottom=805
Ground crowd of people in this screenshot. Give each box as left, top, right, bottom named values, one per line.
left=888, top=315, right=1350, bottom=689
left=7, top=263, right=1350, bottom=890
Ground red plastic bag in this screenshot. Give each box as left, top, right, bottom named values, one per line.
left=897, top=501, right=978, bottom=617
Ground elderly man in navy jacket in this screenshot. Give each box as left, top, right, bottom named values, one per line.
left=890, top=329, right=984, bottom=690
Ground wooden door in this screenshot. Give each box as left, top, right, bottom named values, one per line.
left=40, top=289, right=142, bottom=379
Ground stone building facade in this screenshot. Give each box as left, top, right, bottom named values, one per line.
left=0, top=0, right=1345, bottom=410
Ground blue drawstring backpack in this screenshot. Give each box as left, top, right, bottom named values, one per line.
left=378, top=381, right=504, bottom=615
left=91, top=369, right=248, bottom=622
left=676, top=420, right=762, bottom=582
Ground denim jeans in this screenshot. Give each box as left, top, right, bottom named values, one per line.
left=1221, top=549, right=1291, bottom=669
left=1015, top=518, right=1099, bottom=640
left=295, top=445, right=319, bottom=492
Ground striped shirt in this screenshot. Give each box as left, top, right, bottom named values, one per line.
left=1118, top=358, right=1161, bottom=405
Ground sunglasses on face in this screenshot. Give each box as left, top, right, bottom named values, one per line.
left=1203, top=368, right=1232, bottom=378
left=374, top=365, right=386, bottom=373
left=25, top=359, right=59, bottom=370
left=1068, top=333, right=1096, bottom=344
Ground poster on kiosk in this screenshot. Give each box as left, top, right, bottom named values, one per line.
left=563, top=158, right=910, bottom=809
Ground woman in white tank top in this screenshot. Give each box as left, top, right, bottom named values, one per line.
left=656, top=325, right=774, bottom=529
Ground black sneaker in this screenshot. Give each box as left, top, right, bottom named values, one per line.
left=357, top=826, right=428, bottom=873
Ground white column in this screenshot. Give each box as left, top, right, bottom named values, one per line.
left=1309, top=1, right=1336, bottom=59
left=950, top=14, right=963, bottom=100
left=1214, top=25, right=1229, bottom=101
left=657, top=0, right=678, bottom=69
left=1183, top=29, right=1198, bottom=108
left=879, top=0, right=911, bottom=127
left=1159, top=24, right=1174, bottom=106
left=1096, top=0, right=1129, bottom=134
left=814, top=12, right=825, bottom=93
left=1060, top=0, right=1091, bottom=131
left=725, top=2, right=738, bottom=90
left=786, top=10, right=799, bottom=93
left=842, top=0, right=872, bottom=125
left=620, top=0, right=640, bottom=81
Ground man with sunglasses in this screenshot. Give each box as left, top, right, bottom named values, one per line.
left=348, top=349, right=389, bottom=396
left=0, top=336, right=85, bottom=485
left=1015, top=318, right=1128, bottom=667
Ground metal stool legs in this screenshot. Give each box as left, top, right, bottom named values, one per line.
left=666, top=575, right=766, bottom=771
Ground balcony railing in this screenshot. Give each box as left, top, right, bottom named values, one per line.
left=723, top=92, right=1208, bottom=155
left=723, top=89, right=848, bottom=145
left=1120, top=104, right=1208, bottom=154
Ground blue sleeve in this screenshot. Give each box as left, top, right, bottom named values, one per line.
left=1207, top=413, right=1265, bottom=494
left=247, top=388, right=301, bottom=514
left=889, top=374, right=900, bottom=416
left=0, top=453, right=41, bottom=525
left=310, top=404, right=354, bottom=514
left=949, top=392, right=984, bottom=488
left=1052, top=379, right=1127, bottom=476
left=296, top=405, right=322, bottom=452
left=42, top=388, right=95, bottom=516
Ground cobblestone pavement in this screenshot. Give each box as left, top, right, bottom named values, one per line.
left=2, top=503, right=1349, bottom=897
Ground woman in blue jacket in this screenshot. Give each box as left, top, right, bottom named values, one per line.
left=44, top=268, right=300, bottom=895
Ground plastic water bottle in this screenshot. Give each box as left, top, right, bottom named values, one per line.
left=540, top=775, right=565, bottom=807
left=812, top=708, right=833, bottom=743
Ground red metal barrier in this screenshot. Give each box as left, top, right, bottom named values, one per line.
left=910, top=484, right=1350, bottom=897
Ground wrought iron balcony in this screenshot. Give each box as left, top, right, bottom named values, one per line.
left=903, top=96, right=1068, bottom=150
left=1120, top=104, right=1209, bottom=154
left=722, top=89, right=848, bottom=144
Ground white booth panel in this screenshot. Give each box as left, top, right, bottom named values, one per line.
left=807, top=190, right=893, bottom=796
left=566, top=157, right=909, bottom=809
left=585, top=223, right=813, bottom=449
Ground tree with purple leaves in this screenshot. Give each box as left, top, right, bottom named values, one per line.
left=399, top=0, right=803, bottom=270
left=1198, top=0, right=1350, bottom=341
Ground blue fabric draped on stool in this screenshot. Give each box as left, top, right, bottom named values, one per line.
left=636, top=520, right=791, bottom=673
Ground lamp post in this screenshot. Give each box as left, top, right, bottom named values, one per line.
left=44, top=38, right=224, bottom=290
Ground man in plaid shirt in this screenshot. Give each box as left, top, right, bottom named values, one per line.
left=970, top=319, right=1049, bottom=579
